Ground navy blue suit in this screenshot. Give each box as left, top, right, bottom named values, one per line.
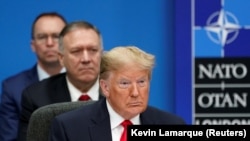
left=0, top=65, right=39, bottom=141
left=49, top=98, right=186, bottom=141
left=17, top=73, right=104, bottom=141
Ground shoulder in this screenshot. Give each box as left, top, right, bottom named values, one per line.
left=24, top=73, right=66, bottom=91
left=55, top=99, right=106, bottom=123
left=2, top=65, right=37, bottom=85
left=143, top=106, right=186, bottom=125
left=54, top=101, right=98, bottom=125
left=20, top=73, right=67, bottom=102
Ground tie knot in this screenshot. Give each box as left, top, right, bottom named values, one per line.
left=78, top=94, right=91, bottom=101
left=121, top=120, right=132, bottom=127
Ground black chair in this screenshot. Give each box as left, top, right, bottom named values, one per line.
left=26, top=101, right=95, bottom=141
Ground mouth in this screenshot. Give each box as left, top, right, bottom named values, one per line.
left=128, top=102, right=142, bottom=106
left=79, top=68, right=94, bottom=73
left=45, top=51, right=57, bottom=56
left=79, top=67, right=92, bottom=71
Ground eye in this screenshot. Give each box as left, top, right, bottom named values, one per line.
left=70, top=49, right=82, bottom=56
left=118, top=80, right=131, bottom=89
left=88, top=48, right=98, bottom=53
left=91, top=48, right=97, bottom=52
left=71, top=50, right=80, bottom=53
left=137, top=79, right=147, bottom=87
left=51, top=34, right=60, bottom=40
left=36, top=34, right=47, bottom=40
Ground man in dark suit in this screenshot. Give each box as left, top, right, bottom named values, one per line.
left=0, top=12, right=66, bottom=141
left=49, top=46, right=186, bottom=141
left=18, top=21, right=104, bottom=141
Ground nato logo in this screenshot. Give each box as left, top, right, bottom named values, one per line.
left=194, top=0, right=250, bottom=57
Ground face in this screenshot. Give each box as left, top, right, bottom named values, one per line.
left=101, top=66, right=150, bottom=119
left=59, top=28, right=102, bottom=88
left=31, top=16, right=66, bottom=66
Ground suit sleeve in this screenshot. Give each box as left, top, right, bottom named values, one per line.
left=17, top=87, right=35, bottom=141
left=49, top=117, right=68, bottom=141
left=0, top=81, right=19, bottom=141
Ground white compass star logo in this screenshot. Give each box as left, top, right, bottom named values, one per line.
left=205, top=9, right=241, bottom=46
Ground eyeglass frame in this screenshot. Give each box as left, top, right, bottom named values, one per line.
left=33, top=33, right=60, bottom=44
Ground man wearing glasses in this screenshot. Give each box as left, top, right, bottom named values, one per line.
left=0, top=12, right=66, bottom=141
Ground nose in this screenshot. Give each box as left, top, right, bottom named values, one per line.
left=130, top=82, right=139, bottom=97
left=80, top=50, right=90, bottom=62
left=45, top=36, right=54, bottom=46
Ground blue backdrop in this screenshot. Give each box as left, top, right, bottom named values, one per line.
left=0, top=0, right=185, bottom=122
left=175, top=0, right=250, bottom=125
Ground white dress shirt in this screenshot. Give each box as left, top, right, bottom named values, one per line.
left=106, top=100, right=140, bottom=141
left=37, top=65, right=66, bottom=81
left=66, top=76, right=100, bottom=102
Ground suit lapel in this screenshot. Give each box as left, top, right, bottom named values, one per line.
left=50, top=74, right=104, bottom=103
left=26, top=64, right=39, bottom=84
left=89, top=99, right=112, bottom=141
left=50, top=73, right=71, bottom=102
left=140, top=108, right=156, bottom=124
left=89, top=120, right=112, bottom=141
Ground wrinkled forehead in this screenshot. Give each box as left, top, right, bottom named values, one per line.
left=111, top=66, right=150, bottom=78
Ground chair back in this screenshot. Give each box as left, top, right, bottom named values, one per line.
left=26, top=101, right=95, bottom=141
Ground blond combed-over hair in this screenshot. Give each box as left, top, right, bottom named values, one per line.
left=100, top=46, right=155, bottom=80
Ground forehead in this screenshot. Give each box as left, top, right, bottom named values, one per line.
left=63, top=28, right=100, bottom=45
left=34, top=16, right=65, bottom=33
left=111, top=68, right=149, bottom=80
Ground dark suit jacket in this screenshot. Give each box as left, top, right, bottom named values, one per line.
left=17, top=73, right=104, bottom=141
left=49, top=98, right=186, bottom=141
left=0, top=65, right=39, bottom=141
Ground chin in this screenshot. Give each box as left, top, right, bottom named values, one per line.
left=80, top=76, right=96, bottom=82
left=46, top=59, right=59, bottom=65
left=130, top=106, right=144, bottom=113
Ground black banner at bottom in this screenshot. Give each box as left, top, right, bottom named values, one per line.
left=128, top=125, right=250, bottom=141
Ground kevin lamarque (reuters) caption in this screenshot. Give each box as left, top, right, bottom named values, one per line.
left=127, top=125, right=250, bottom=141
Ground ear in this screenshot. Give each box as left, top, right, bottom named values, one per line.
left=58, top=52, right=65, bottom=67
left=100, top=79, right=109, bottom=97
left=31, top=40, right=36, bottom=53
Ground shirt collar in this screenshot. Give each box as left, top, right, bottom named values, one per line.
left=106, top=100, right=140, bottom=130
left=37, top=65, right=66, bottom=81
left=66, top=76, right=100, bottom=101
left=37, top=65, right=50, bottom=81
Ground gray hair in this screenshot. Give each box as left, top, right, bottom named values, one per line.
left=100, top=46, right=155, bottom=80
left=58, top=21, right=103, bottom=53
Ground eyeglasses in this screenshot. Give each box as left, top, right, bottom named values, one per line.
left=34, top=33, right=60, bottom=44
left=117, top=78, right=148, bottom=89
